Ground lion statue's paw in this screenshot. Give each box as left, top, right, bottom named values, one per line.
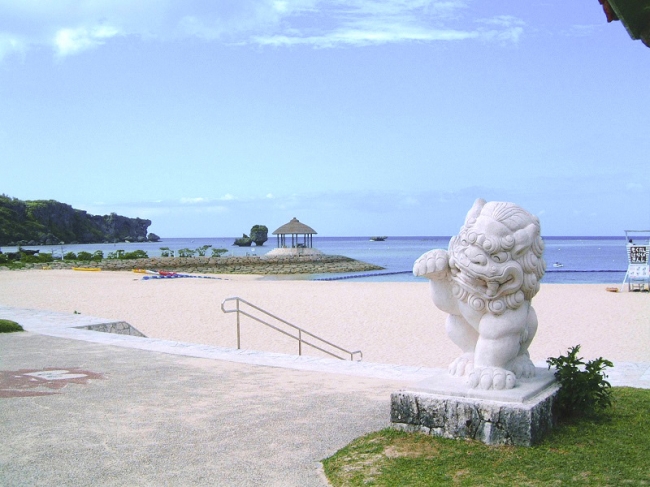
left=413, top=249, right=449, bottom=279
left=506, top=354, right=536, bottom=379
left=448, top=353, right=474, bottom=377
left=467, top=366, right=516, bottom=390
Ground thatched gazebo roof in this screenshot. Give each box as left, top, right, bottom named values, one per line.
left=272, top=217, right=317, bottom=249
left=272, top=217, right=317, bottom=236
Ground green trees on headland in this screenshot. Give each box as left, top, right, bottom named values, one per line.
left=0, top=194, right=152, bottom=246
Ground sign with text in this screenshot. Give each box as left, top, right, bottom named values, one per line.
left=628, top=245, right=648, bottom=264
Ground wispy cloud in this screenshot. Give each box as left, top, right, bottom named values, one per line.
left=54, top=24, right=121, bottom=56
left=0, top=0, right=525, bottom=60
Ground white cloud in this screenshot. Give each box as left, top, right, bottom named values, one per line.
left=180, top=197, right=207, bottom=204
left=54, top=24, right=121, bottom=56
left=0, top=0, right=524, bottom=59
left=0, top=32, right=26, bottom=60
left=476, top=15, right=525, bottom=44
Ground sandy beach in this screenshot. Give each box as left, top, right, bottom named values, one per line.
left=1, top=269, right=648, bottom=368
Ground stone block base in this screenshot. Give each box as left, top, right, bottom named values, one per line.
left=391, top=369, right=558, bottom=446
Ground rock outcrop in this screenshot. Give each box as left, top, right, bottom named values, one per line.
left=0, top=195, right=152, bottom=245
left=250, top=225, right=268, bottom=246
left=233, top=234, right=253, bottom=247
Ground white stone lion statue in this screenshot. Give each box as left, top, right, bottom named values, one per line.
left=413, top=199, right=546, bottom=390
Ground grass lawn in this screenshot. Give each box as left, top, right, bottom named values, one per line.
left=323, top=387, right=650, bottom=486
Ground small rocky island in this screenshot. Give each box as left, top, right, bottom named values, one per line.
left=233, top=225, right=268, bottom=247
left=0, top=194, right=155, bottom=246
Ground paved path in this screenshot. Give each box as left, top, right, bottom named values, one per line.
left=1, top=306, right=648, bottom=486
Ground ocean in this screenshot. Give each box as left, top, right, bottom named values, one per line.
left=3, top=236, right=631, bottom=284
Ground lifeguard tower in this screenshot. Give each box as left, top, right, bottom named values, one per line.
left=622, top=230, right=650, bottom=291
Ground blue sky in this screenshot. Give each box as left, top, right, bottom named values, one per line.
left=1, top=1, right=648, bottom=237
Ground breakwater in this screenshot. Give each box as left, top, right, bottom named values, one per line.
left=12, top=255, right=384, bottom=275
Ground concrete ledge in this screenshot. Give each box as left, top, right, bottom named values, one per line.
left=391, top=373, right=559, bottom=446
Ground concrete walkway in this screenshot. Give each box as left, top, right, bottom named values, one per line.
left=1, top=306, right=649, bottom=486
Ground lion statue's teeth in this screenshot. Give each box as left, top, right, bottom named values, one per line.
left=486, top=281, right=499, bottom=297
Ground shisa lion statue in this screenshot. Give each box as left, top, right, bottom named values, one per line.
left=414, top=199, right=546, bottom=390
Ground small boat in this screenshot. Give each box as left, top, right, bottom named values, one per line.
left=370, top=236, right=387, bottom=241
left=553, top=262, right=563, bottom=268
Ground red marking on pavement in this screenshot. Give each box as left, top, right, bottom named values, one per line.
left=0, top=367, right=104, bottom=398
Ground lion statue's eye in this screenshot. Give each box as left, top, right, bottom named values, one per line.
left=491, top=252, right=508, bottom=263
left=482, top=238, right=495, bottom=252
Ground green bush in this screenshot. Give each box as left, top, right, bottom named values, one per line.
left=122, top=249, right=148, bottom=259
left=19, top=254, right=39, bottom=263
left=0, top=254, right=8, bottom=264
left=196, top=245, right=212, bottom=256
left=160, top=247, right=174, bottom=257
left=19, top=252, right=53, bottom=264
left=0, top=319, right=24, bottom=333
left=108, top=249, right=147, bottom=259
left=63, top=251, right=77, bottom=260
left=38, top=252, right=54, bottom=263
left=91, top=250, right=103, bottom=262
left=178, top=248, right=195, bottom=258
left=547, top=345, right=614, bottom=419
left=77, top=251, right=93, bottom=261
left=211, top=248, right=228, bottom=257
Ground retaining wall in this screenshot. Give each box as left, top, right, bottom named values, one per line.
left=11, top=255, right=384, bottom=275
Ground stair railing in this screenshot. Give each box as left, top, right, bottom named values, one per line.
left=220, top=296, right=362, bottom=361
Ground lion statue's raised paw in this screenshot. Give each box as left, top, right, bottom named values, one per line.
left=414, top=198, right=546, bottom=390
left=413, top=248, right=450, bottom=280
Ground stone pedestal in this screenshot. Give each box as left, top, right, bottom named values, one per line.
left=391, top=368, right=558, bottom=446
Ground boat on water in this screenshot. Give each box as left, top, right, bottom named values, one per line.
left=553, top=262, right=563, bottom=268
left=370, top=236, right=387, bottom=241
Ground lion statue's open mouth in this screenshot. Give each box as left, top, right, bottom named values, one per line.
left=450, top=260, right=523, bottom=300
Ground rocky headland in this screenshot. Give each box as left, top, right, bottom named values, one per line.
left=0, top=195, right=154, bottom=246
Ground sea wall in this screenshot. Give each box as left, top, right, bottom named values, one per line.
left=10, top=255, right=384, bottom=275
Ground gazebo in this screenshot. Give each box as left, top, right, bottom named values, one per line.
left=272, top=217, right=317, bottom=249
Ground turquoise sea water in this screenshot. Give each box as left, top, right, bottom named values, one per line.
left=3, top=236, right=631, bottom=284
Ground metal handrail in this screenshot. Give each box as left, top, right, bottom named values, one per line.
left=220, top=296, right=362, bottom=361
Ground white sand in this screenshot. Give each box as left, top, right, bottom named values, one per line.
left=1, top=269, right=648, bottom=367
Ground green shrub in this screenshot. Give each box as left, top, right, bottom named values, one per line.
left=91, top=250, right=103, bottom=262
left=547, top=345, right=613, bottom=419
left=211, top=248, right=228, bottom=257
left=0, top=319, right=24, bottom=333
left=63, top=251, right=77, bottom=260
left=178, top=248, right=195, bottom=258
left=19, top=254, right=40, bottom=263
left=160, top=247, right=174, bottom=257
left=107, top=250, right=125, bottom=259
left=38, top=252, right=54, bottom=263
left=20, top=252, right=54, bottom=264
left=0, top=254, right=8, bottom=264
left=196, top=245, right=212, bottom=256
left=77, top=251, right=93, bottom=261
left=122, top=249, right=148, bottom=259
